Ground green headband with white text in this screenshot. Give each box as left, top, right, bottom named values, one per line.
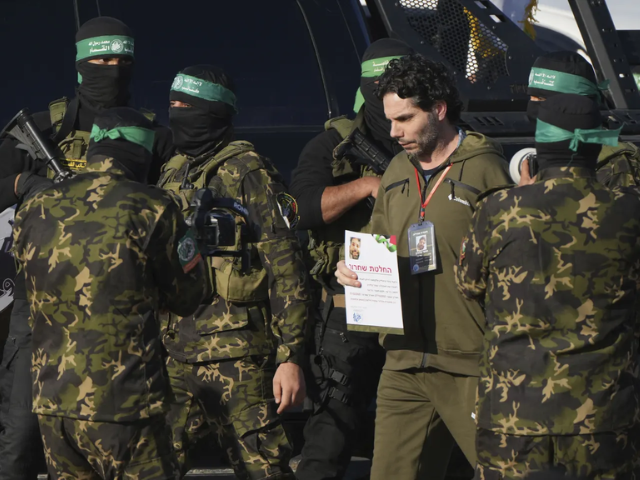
left=529, top=67, right=609, bottom=97
left=76, top=35, right=134, bottom=62
left=171, top=73, right=237, bottom=111
left=354, top=55, right=404, bottom=113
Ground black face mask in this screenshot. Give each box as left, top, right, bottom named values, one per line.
left=77, top=62, right=132, bottom=109
left=169, top=106, right=231, bottom=158
left=360, top=78, right=403, bottom=156
left=526, top=100, right=542, bottom=124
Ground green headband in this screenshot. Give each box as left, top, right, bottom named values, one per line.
left=535, top=119, right=621, bottom=152
left=76, top=35, right=134, bottom=62
left=528, top=67, right=609, bottom=97
left=354, top=55, right=404, bottom=113
left=171, top=74, right=237, bottom=111
left=90, top=125, right=155, bottom=153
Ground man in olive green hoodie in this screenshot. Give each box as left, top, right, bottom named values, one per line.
left=336, top=54, right=511, bottom=480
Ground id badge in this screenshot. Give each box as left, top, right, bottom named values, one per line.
left=408, top=222, right=437, bottom=275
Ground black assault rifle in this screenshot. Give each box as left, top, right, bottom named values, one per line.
left=335, top=128, right=392, bottom=209
left=1, top=109, right=73, bottom=183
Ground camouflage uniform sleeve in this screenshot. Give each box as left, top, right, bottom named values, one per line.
left=147, top=199, right=205, bottom=317
left=11, top=199, right=31, bottom=266
left=242, top=170, right=311, bottom=366
left=455, top=196, right=492, bottom=300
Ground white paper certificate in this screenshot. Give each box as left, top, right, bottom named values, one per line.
left=344, top=230, right=403, bottom=334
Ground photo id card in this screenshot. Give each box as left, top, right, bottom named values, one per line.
left=408, top=221, right=437, bottom=275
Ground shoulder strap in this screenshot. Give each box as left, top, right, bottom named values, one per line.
left=49, top=97, right=68, bottom=131
left=51, top=97, right=79, bottom=143
left=157, top=154, right=189, bottom=188
left=324, top=116, right=355, bottom=140
left=193, top=141, right=257, bottom=189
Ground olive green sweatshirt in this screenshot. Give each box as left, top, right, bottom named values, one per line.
left=371, top=131, right=511, bottom=376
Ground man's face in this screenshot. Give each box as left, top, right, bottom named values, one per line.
left=349, top=238, right=360, bottom=260
left=383, top=93, right=442, bottom=159
left=88, top=57, right=132, bottom=66
left=170, top=100, right=192, bottom=108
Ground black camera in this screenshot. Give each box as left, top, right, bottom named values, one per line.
left=188, top=188, right=251, bottom=268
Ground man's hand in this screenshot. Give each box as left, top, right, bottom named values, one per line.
left=321, top=176, right=382, bottom=224
left=273, top=362, right=306, bottom=414
left=518, top=158, right=537, bottom=187
left=335, top=260, right=362, bottom=288
left=364, top=176, right=382, bottom=199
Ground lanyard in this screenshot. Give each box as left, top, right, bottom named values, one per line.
left=414, top=164, right=452, bottom=222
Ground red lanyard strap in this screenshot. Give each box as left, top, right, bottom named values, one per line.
left=414, top=164, right=452, bottom=221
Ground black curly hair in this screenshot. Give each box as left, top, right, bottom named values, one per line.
left=376, top=54, right=463, bottom=123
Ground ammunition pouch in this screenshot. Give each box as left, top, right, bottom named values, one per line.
left=210, top=256, right=268, bottom=304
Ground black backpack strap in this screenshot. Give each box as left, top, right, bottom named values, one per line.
left=52, top=97, right=79, bottom=144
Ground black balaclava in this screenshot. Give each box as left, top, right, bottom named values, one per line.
left=359, top=39, right=415, bottom=155
left=168, top=65, right=237, bottom=158
left=75, top=17, right=134, bottom=113
left=526, top=51, right=599, bottom=123
left=87, top=107, right=155, bottom=182
left=535, top=94, right=603, bottom=171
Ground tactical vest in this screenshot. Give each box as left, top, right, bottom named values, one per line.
left=48, top=97, right=156, bottom=176
left=307, top=115, right=381, bottom=287
left=157, top=141, right=269, bottom=303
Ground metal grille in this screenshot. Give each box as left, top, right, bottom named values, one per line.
left=399, top=0, right=509, bottom=84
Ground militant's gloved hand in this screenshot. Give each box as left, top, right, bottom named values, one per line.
left=16, top=172, right=53, bottom=201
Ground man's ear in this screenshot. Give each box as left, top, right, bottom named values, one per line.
left=434, top=101, right=448, bottom=122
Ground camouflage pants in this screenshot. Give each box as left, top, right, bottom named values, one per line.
left=37, top=414, right=179, bottom=480
left=474, top=427, right=640, bottom=480
left=166, top=355, right=294, bottom=480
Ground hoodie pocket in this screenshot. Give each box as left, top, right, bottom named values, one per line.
left=385, top=178, right=410, bottom=194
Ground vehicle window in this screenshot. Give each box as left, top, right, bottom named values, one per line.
left=1, top=0, right=77, bottom=125
left=78, top=0, right=328, bottom=127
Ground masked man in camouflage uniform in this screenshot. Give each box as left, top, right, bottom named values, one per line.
left=524, top=51, right=640, bottom=188
left=158, top=65, right=311, bottom=480
left=0, top=17, right=173, bottom=479
left=456, top=94, right=640, bottom=479
left=11, top=107, right=205, bottom=479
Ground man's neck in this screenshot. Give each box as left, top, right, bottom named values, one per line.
left=417, top=124, right=459, bottom=171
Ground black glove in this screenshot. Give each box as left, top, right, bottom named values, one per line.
left=16, top=172, right=53, bottom=201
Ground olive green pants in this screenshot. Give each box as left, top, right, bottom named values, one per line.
left=370, top=367, right=478, bottom=480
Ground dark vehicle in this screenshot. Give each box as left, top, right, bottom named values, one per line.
left=1, top=0, right=639, bottom=478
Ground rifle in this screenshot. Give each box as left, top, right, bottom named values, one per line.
left=335, top=128, right=393, bottom=209
left=1, top=109, right=73, bottom=183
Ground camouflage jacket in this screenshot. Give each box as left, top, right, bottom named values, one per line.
left=12, top=156, right=205, bottom=422
left=596, top=142, right=640, bottom=188
left=159, top=146, right=311, bottom=365
left=456, top=166, right=640, bottom=435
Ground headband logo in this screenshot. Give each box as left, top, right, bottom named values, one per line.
left=372, top=60, right=390, bottom=73
left=110, top=39, right=124, bottom=54
left=173, top=75, right=184, bottom=90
